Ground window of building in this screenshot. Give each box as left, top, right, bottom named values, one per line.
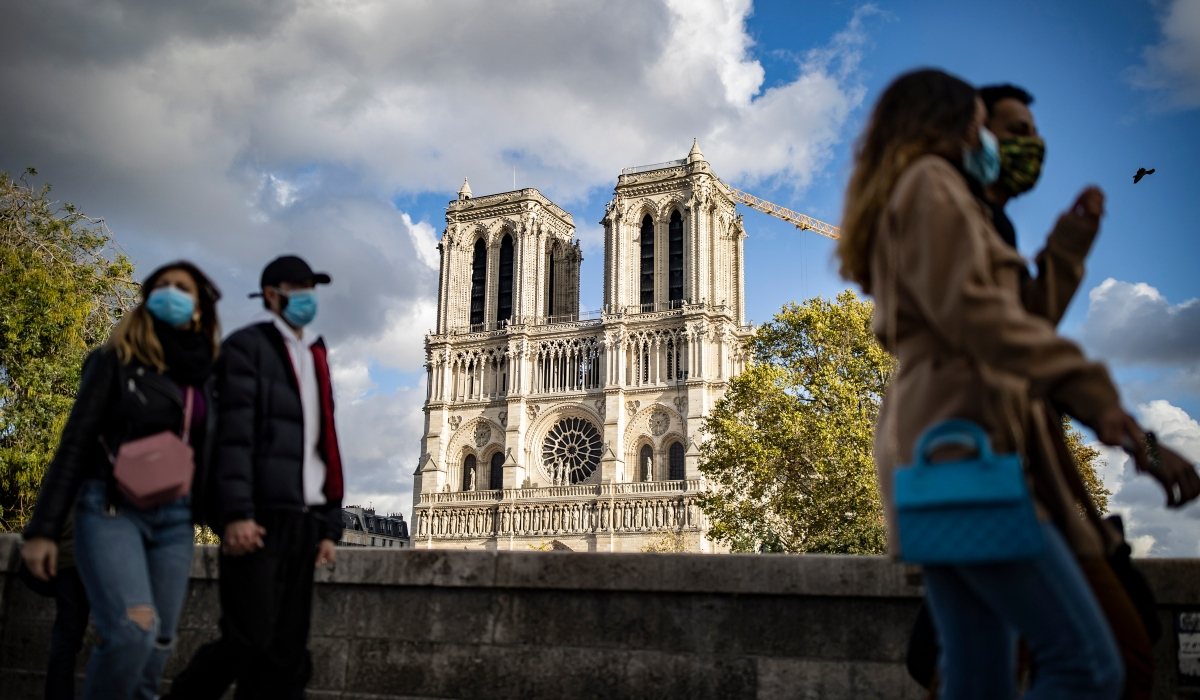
left=470, top=239, right=487, bottom=326
left=669, top=441, right=685, bottom=480
left=490, top=451, right=505, bottom=490
left=546, top=242, right=558, bottom=317
left=463, top=454, right=477, bottom=491
left=640, top=215, right=654, bottom=307
left=669, top=210, right=683, bottom=306
left=497, top=234, right=514, bottom=324
left=639, top=444, right=653, bottom=482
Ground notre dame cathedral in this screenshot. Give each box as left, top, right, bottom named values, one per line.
left=410, top=141, right=750, bottom=551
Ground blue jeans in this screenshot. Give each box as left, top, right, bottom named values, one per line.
left=923, top=522, right=1123, bottom=699
left=74, top=479, right=195, bottom=700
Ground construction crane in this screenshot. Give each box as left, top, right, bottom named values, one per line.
left=722, top=184, right=840, bottom=240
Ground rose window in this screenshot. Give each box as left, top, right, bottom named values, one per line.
left=541, top=417, right=603, bottom=484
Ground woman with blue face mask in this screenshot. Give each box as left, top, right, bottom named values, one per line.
left=23, top=261, right=223, bottom=700
left=835, top=69, right=1197, bottom=699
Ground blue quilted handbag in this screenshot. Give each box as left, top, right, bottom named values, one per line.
left=894, top=419, right=1044, bottom=565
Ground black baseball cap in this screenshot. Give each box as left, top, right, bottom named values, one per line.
left=249, top=255, right=331, bottom=298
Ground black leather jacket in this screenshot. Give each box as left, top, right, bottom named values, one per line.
left=24, top=347, right=218, bottom=540
left=215, top=322, right=344, bottom=540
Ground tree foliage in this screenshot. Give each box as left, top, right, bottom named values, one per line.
left=1063, top=415, right=1110, bottom=515
left=0, top=169, right=136, bottom=530
left=698, top=291, right=895, bottom=554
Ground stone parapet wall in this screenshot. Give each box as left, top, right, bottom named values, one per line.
left=1, top=534, right=1197, bottom=699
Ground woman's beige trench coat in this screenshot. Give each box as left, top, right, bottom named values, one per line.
left=870, top=154, right=1119, bottom=560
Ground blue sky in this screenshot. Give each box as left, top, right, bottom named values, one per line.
left=2, top=0, right=1198, bottom=552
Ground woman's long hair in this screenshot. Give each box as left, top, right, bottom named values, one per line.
left=837, top=69, right=978, bottom=291
left=107, top=261, right=222, bottom=370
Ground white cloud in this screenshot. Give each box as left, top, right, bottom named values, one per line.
left=1082, top=278, right=1200, bottom=366
left=1095, top=400, right=1200, bottom=557
left=335, top=382, right=427, bottom=519
left=1127, top=0, right=1200, bottom=110
left=0, top=1, right=874, bottom=519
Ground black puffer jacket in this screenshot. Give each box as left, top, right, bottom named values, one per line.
left=215, top=322, right=343, bottom=540
left=24, top=348, right=218, bottom=540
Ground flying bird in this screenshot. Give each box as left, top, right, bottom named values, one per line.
left=1133, top=167, right=1155, bottom=184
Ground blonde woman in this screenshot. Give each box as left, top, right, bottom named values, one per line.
left=837, top=69, right=1200, bottom=698
left=23, top=262, right=222, bottom=700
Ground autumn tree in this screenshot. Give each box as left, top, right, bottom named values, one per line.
left=698, top=291, right=895, bottom=554
left=0, top=169, right=136, bottom=530
left=1063, top=415, right=1111, bottom=514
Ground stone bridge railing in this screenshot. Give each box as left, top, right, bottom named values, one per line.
left=2, top=535, right=1199, bottom=698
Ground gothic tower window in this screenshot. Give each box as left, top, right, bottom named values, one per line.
left=546, top=242, right=558, bottom=317
left=639, top=215, right=654, bottom=307
left=462, top=454, right=477, bottom=491
left=639, top=444, right=653, bottom=482
left=669, top=441, right=685, bottom=480
left=497, top=234, right=514, bottom=325
left=669, top=210, right=683, bottom=306
left=489, top=451, right=505, bottom=490
left=470, top=239, right=487, bottom=326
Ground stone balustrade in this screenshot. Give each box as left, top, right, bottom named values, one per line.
left=414, top=481, right=705, bottom=541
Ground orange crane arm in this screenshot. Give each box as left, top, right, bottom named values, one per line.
left=724, top=185, right=840, bottom=240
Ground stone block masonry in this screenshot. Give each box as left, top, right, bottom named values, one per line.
left=1, top=534, right=1198, bottom=698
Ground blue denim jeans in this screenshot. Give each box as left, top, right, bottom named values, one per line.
left=923, top=522, right=1123, bottom=699
left=73, top=479, right=195, bottom=700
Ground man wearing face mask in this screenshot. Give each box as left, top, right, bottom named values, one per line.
left=906, top=85, right=1162, bottom=700
left=167, top=255, right=344, bottom=699
left=978, top=84, right=1106, bottom=325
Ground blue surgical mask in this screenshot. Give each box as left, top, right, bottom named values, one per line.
left=280, top=288, right=318, bottom=327
left=963, top=126, right=1001, bottom=187
left=146, top=286, right=196, bottom=327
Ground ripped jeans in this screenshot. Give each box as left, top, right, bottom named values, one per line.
left=74, top=479, right=195, bottom=700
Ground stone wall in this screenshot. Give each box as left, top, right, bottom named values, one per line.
left=1, top=534, right=1198, bottom=699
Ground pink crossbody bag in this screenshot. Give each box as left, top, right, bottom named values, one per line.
left=106, top=386, right=196, bottom=509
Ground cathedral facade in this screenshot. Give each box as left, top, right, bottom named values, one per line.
left=410, top=142, right=751, bottom=551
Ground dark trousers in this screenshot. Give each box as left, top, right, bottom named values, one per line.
left=167, top=510, right=321, bottom=699
left=46, top=566, right=90, bottom=700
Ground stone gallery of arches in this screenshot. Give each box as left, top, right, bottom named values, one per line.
left=411, top=142, right=749, bottom=552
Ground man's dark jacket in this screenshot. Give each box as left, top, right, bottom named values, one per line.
left=215, top=321, right=344, bottom=540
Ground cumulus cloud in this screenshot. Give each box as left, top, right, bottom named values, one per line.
left=0, top=1, right=873, bottom=515
left=1082, top=278, right=1200, bottom=366
left=1126, top=0, right=1200, bottom=110
left=1096, top=400, right=1200, bottom=557
left=335, top=382, right=428, bottom=518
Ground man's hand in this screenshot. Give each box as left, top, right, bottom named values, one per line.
left=1061, top=186, right=1105, bottom=233
left=21, top=537, right=58, bottom=582
left=222, top=519, right=266, bottom=556
left=316, top=538, right=336, bottom=567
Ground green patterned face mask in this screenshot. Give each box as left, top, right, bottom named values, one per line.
left=997, top=136, right=1045, bottom=196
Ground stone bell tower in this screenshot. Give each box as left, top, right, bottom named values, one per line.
left=412, top=143, right=749, bottom=553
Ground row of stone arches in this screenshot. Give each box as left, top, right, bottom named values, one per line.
left=461, top=450, right=504, bottom=492
left=467, top=231, right=578, bottom=328
left=633, top=440, right=686, bottom=482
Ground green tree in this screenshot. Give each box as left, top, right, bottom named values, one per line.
left=0, top=169, right=136, bottom=530
left=1063, top=415, right=1110, bottom=515
left=698, top=291, right=895, bottom=554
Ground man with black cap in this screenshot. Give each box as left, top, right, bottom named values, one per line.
left=167, top=255, right=344, bottom=699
